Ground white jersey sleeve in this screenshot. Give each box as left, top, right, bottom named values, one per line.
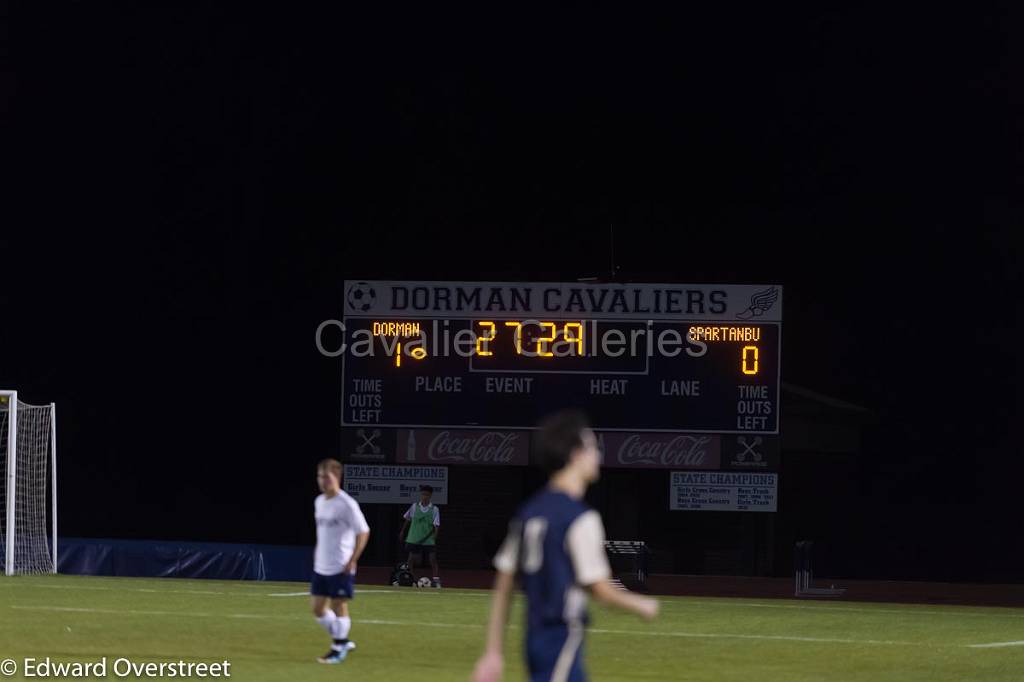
left=403, top=503, right=416, bottom=521
left=493, top=519, right=522, bottom=575
left=566, top=510, right=611, bottom=586
left=432, top=505, right=440, bottom=526
left=346, top=494, right=370, bottom=534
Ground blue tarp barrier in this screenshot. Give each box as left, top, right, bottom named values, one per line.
left=57, top=538, right=313, bottom=582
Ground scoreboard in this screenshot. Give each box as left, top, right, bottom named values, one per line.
left=338, top=281, right=782, bottom=434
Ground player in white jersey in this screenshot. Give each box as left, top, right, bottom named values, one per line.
left=311, top=458, right=370, bottom=664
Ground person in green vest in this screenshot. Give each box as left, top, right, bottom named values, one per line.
left=398, top=485, right=441, bottom=588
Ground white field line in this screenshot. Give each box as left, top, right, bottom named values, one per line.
left=266, top=585, right=442, bottom=593
left=267, top=589, right=488, bottom=597
left=361, top=619, right=479, bottom=629
left=0, top=583, right=233, bottom=596
left=588, top=627, right=916, bottom=646
left=966, top=640, right=1024, bottom=649
left=6, top=582, right=1021, bottom=616
left=8, top=605, right=482, bottom=626
left=0, top=579, right=283, bottom=591
left=10, top=606, right=268, bottom=619
left=684, top=600, right=1024, bottom=620
left=5, top=582, right=1018, bottom=615
left=9, top=606, right=925, bottom=646
left=0, top=582, right=486, bottom=598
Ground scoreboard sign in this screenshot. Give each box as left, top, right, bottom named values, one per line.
left=338, top=281, right=782, bottom=434
left=670, top=471, right=778, bottom=512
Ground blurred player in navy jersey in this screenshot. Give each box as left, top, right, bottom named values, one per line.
left=311, top=459, right=370, bottom=664
left=472, top=410, right=658, bottom=682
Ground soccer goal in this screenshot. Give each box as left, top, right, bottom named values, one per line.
left=794, top=540, right=845, bottom=598
left=0, top=390, right=57, bottom=576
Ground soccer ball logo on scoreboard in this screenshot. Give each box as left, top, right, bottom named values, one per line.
left=346, top=282, right=377, bottom=313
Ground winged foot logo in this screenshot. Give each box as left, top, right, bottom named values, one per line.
left=737, top=286, right=779, bottom=320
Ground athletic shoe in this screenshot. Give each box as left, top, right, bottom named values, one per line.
left=317, top=648, right=348, bottom=664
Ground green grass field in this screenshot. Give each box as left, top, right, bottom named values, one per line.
left=1, top=575, right=1022, bottom=681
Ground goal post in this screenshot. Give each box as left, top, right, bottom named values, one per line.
left=0, top=390, right=58, bottom=576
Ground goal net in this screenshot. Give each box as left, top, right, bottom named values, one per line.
left=0, top=391, right=57, bottom=575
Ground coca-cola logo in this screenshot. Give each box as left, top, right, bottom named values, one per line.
left=426, top=431, right=523, bottom=464
left=616, top=434, right=713, bottom=467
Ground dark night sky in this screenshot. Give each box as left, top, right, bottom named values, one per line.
left=4, top=4, right=1021, bottom=577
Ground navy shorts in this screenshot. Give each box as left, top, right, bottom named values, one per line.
left=527, top=623, right=586, bottom=682
left=310, top=571, right=355, bottom=599
left=405, top=543, right=436, bottom=558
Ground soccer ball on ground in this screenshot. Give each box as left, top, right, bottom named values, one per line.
left=416, top=576, right=432, bottom=588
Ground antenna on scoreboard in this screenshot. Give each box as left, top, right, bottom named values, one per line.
left=578, top=224, right=622, bottom=283
left=610, top=223, right=619, bottom=280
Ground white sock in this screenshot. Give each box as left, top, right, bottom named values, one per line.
left=316, top=610, right=338, bottom=638
left=335, top=616, right=352, bottom=641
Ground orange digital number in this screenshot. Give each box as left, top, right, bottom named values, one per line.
left=741, top=345, right=759, bottom=375
left=537, top=322, right=556, bottom=357
left=505, top=321, right=524, bottom=354
left=476, top=321, right=495, bottom=356
left=563, top=322, right=584, bottom=356
left=396, top=341, right=427, bottom=366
